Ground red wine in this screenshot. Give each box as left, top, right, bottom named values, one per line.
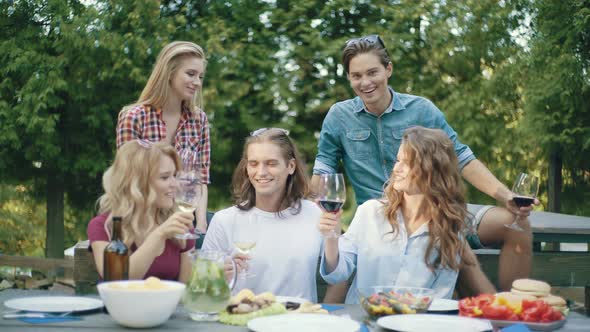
left=513, top=196, right=534, bottom=207
left=319, top=200, right=344, bottom=212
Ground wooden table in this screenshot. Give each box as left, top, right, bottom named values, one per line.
left=528, top=210, right=590, bottom=246
left=471, top=205, right=590, bottom=303
left=1, top=289, right=589, bottom=331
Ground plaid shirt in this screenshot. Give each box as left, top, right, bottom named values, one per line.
left=116, top=104, right=211, bottom=184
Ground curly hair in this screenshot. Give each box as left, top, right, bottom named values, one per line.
left=232, top=128, right=309, bottom=215
left=97, top=140, right=181, bottom=247
left=383, top=126, right=469, bottom=271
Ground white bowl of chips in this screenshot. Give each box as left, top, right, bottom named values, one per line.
left=97, top=277, right=185, bottom=328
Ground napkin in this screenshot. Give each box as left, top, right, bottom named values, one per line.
left=359, top=323, right=370, bottom=332
left=18, top=316, right=83, bottom=324
left=500, top=323, right=532, bottom=332
left=320, top=304, right=344, bottom=312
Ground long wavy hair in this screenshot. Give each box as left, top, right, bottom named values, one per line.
left=97, top=140, right=181, bottom=247
left=383, top=126, right=468, bottom=271
left=232, top=129, right=309, bottom=215
left=122, top=41, right=206, bottom=114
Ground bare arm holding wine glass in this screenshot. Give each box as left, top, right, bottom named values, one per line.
left=318, top=210, right=343, bottom=273
left=461, top=159, right=540, bottom=217
left=127, top=211, right=194, bottom=279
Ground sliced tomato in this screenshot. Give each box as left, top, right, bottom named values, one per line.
left=482, top=304, right=512, bottom=320
left=473, top=294, right=495, bottom=307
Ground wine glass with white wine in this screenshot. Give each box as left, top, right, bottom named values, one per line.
left=174, top=169, right=203, bottom=240
left=232, top=214, right=258, bottom=279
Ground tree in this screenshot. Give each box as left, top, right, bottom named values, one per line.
left=0, top=0, right=188, bottom=257
left=521, top=0, right=590, bottom=213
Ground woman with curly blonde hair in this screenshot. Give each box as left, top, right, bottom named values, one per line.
left=87, top=140, right=196, bottom=282
left=319, top=126, right=471, bottom=303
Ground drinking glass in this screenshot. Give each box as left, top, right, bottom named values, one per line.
left=505, top=173, right=539, bottom=231
left=232, top=214, right=258, bottom=279
left=183, top=250, right=237, bottom=321
left=316, top=173, right=346, bottom=238
left=175, top=169, right=204, bottom=240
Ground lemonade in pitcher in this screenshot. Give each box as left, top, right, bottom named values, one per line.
left=183, top=250, right=237, bottom=321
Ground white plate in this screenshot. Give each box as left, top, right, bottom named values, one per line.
left=377, top=314, right=492, bottom=332
left=428, top=298, right=459, bottom=311
left=275, top=296, right=308, bottom=304
left=248, top=313, right=359, bottom=332
left=4, top=296, right=104, bottom=313
left=489, top=318, right=566, bottom=331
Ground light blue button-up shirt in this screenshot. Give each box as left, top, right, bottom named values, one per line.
left=313, top=87, right=475, bottom=205
left=320, top=200, right=459, bottom=304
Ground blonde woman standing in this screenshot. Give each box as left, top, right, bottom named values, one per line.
left=88, top=140, right=196, bottom=282
left=117, top=41, right=210, bottom=233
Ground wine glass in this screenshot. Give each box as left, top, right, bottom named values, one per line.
left=174, top=169, right=204, bottom=240
left=316, top=173, right=346, bottom=238
left=505, top=173, right=539, bottom=231
left=232, top=214, right=258, bottom=279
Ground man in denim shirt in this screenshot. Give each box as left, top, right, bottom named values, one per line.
left=313, top=35, right=537, bottom=301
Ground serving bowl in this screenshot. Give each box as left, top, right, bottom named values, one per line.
left=357, top=286, right=435, bottom=317
left=97, top=279, right=186, bottom=328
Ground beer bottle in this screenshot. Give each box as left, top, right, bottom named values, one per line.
left=103, top=216, right=129, bottom=281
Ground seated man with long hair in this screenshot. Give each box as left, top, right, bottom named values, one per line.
left=202, top=128, right=323, bottom=302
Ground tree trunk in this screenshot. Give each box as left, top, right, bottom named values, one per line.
left=548, top=151, right=562, bottom=213
left=46, top=171, right=64, bottom=259
left=545, top=151, right=562, bottom=251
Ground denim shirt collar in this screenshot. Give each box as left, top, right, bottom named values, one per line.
left=353, top=87, right=407, bottom=114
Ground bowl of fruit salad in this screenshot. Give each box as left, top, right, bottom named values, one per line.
left=357, top=286, right=435, bottom=318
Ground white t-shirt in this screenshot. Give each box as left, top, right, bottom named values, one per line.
left=201, top=199, right=323, bottom=302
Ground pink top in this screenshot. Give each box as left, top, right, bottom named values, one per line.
left=87, top=213, right=195, bottom=281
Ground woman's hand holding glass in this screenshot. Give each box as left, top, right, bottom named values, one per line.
left=174, top=170, right=204, bottom=240
left=151, top=211, right=194, bottom=241
left=315, top=173, right=346, bottom=238
left=317, top=210, right=343, bottom=239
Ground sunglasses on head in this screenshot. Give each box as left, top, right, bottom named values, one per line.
left=345, top=34, right=388, bottom=51
left=250, top=127, right=290, bottom=137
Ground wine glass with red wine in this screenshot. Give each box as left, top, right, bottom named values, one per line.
left=505, top=173, right=539, bottom=231
left=317, top=173, right=346, bottom=238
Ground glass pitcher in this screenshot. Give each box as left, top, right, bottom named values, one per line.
left=183, top=250, right=238, bottom=321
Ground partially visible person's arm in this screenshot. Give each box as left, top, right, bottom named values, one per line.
left=462, top=159, right=512, bottom=203
left=196, top=185, right=208, bottom=233
left=128, top=212, right=194, bottom=279
left=431, top=106, right=537, bottom=217
left=116, top=107, right=142, bottom=149
left=312, top=109, right=343, bottom=180
left=90, top=241, right=108, bottom=278
left=178, top=251, right=193, bottom=283
left=318, top=211, right=343, bottom=273
left=196, top=111, right=211, bottom=232
left=461, top=159, right=538, bottom=217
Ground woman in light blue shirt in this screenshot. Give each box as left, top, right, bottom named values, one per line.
left=319, top=126, right=472, bottom=304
